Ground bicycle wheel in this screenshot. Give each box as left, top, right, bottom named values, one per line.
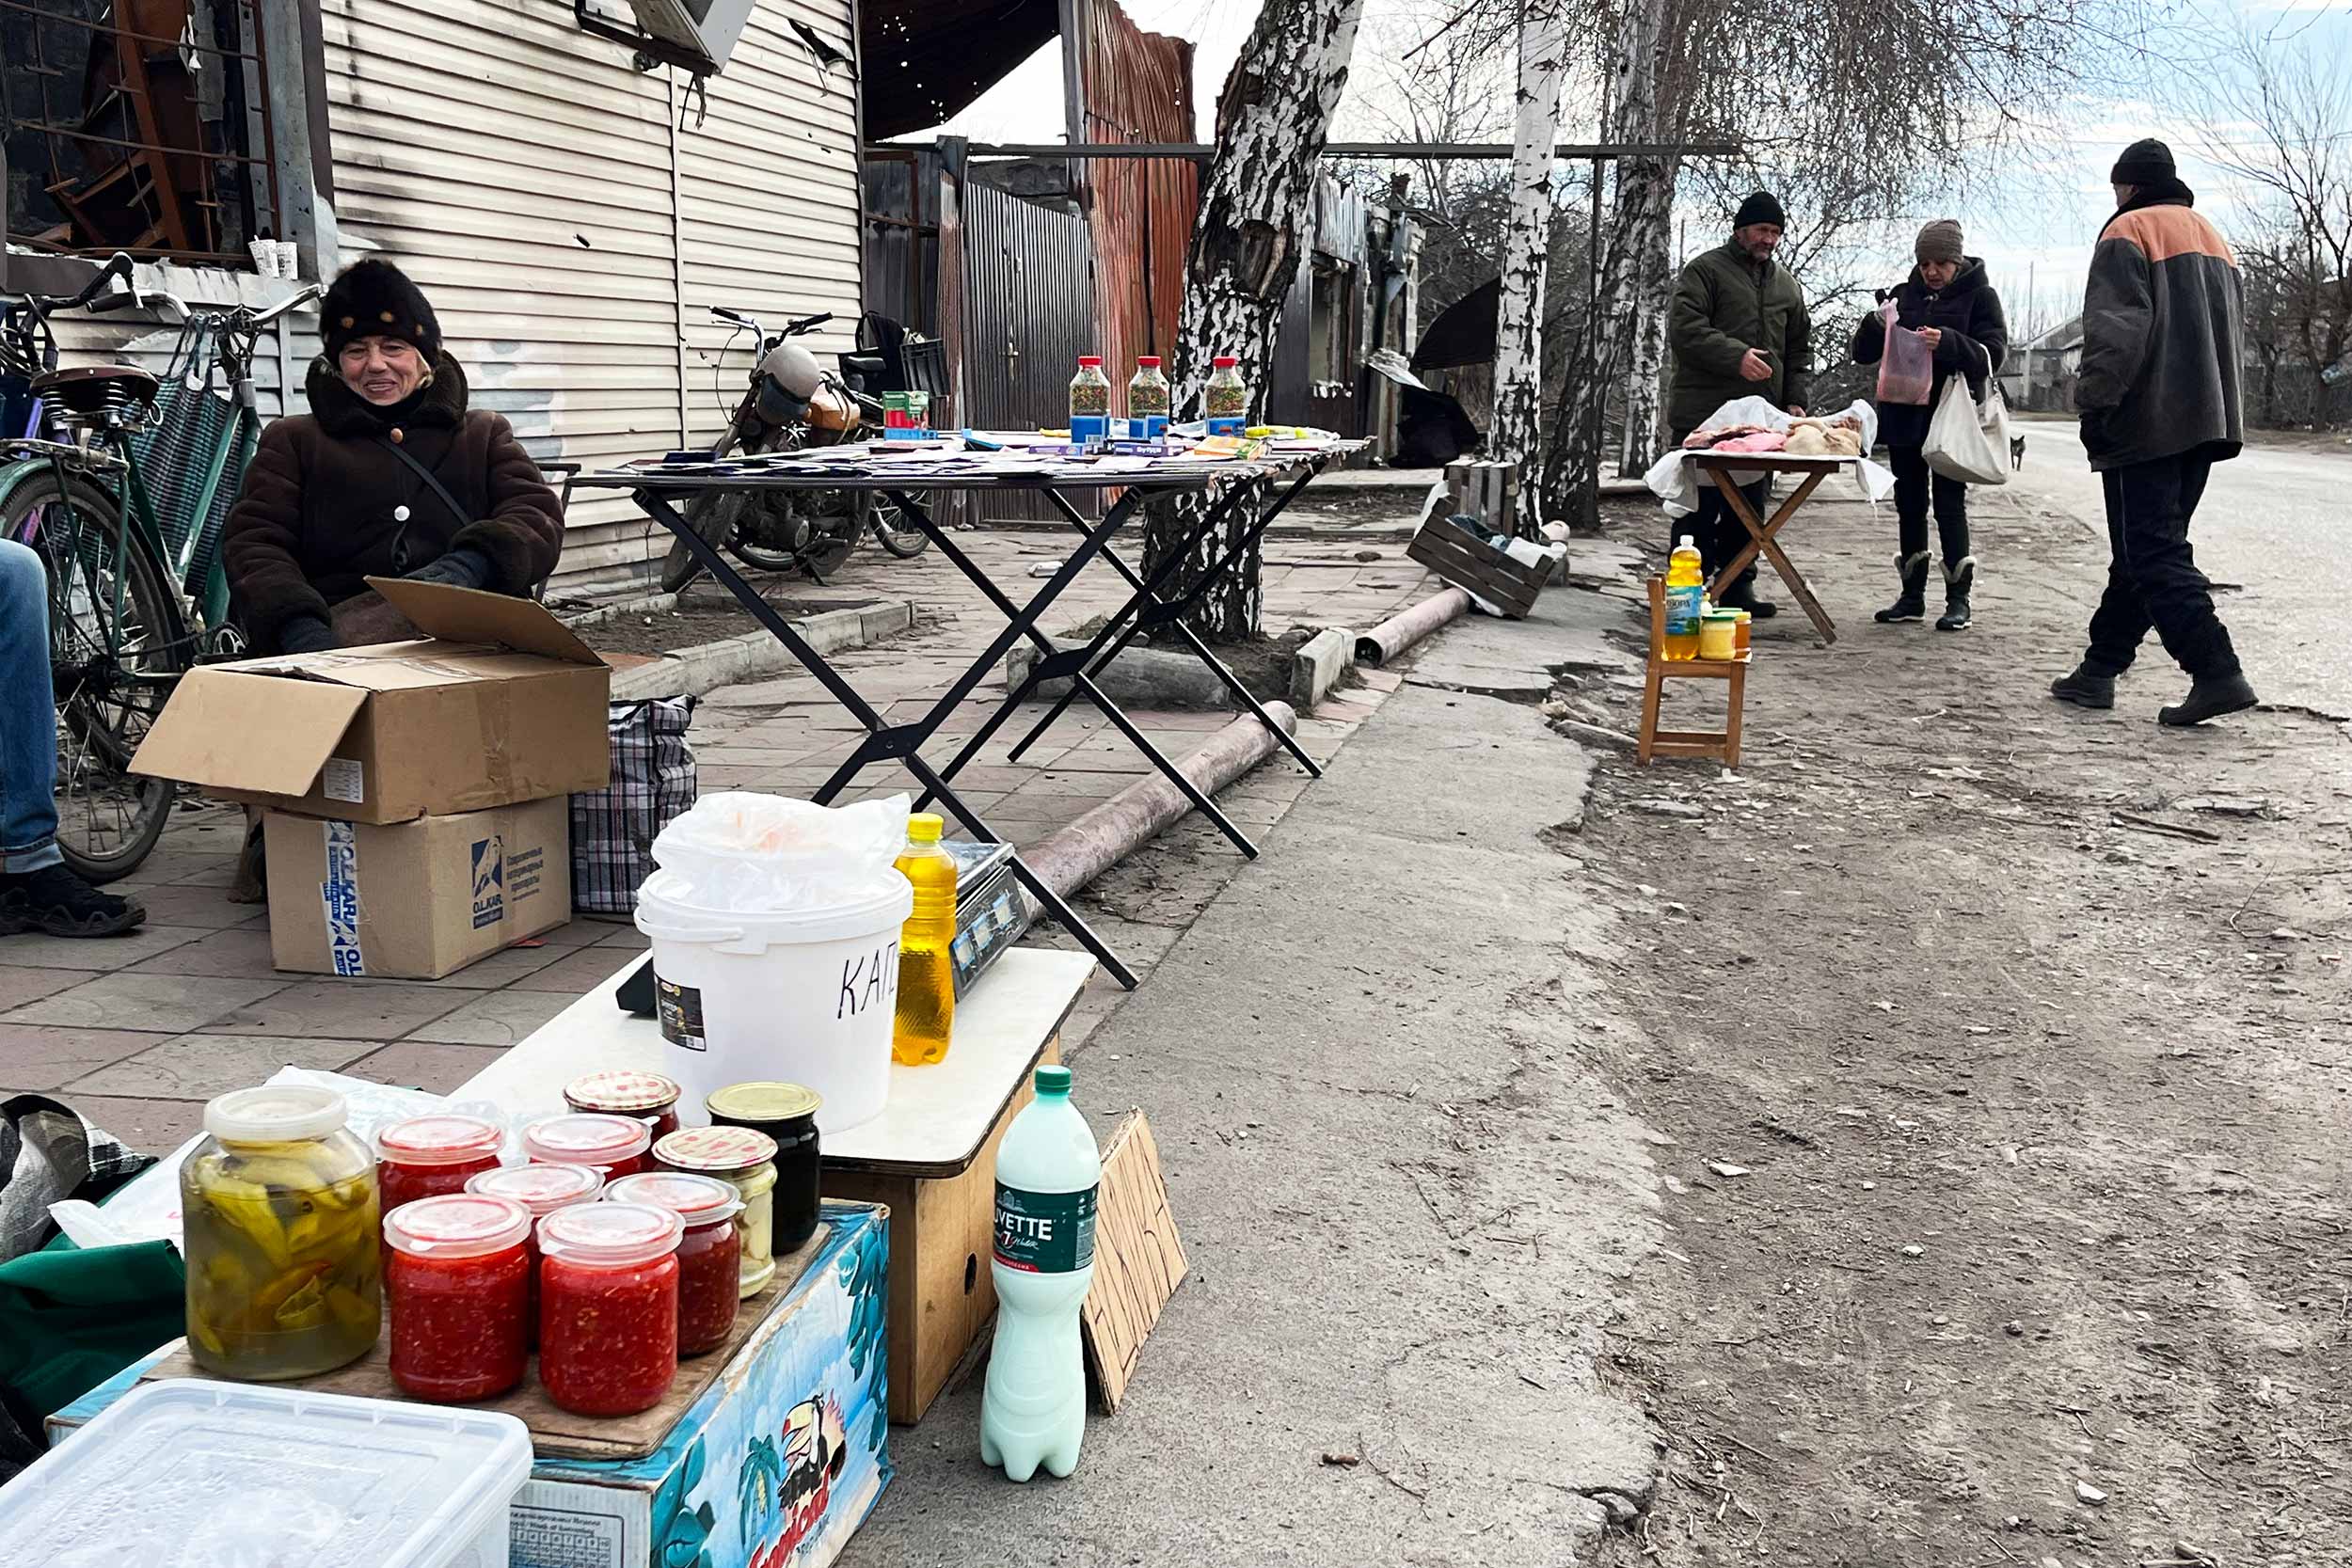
left=3, top=471, right=188, bottom=882
left=868, top=493, right=930, bottom=559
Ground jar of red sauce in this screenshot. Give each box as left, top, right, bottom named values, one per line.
left=374, top=1114, right=504, bottom=1212
left=564, top=1070, right=683, bottom=1144
left=537, top=1201, right=683, bottom=1417
left=606, top=1173, right=743, bottom=1357
left=465, top=1162, right=603, bottom=1347
left=383, top=1194, right=532, bottom=1402
left=522, top=1113, right=651, bottom=1180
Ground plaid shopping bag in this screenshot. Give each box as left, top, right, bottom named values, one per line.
left=570, top=698, right=697, bottom=916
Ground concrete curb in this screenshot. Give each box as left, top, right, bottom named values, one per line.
left=609, top=600, right=914, bottom=702
left=1356, top=587, right=1471, bottom=668
left=1290, top=626, right=1353, bottom=708
left=1005, top=637, right=1234, bottom=709
left=560, top=589, right=679, bottom=629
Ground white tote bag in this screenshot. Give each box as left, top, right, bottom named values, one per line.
left=1923, top=345, right=2010, bottom=485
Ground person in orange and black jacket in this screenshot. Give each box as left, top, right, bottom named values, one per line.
left=2050, top=139, right=2256, bottom=728
left=222, top=257, right=563, bottom=656
left=1851, top=219, right=2008, bottom=631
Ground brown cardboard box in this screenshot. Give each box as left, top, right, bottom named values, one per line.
left=132, top=578, right=612, bottom=824
left=263, top=797, right=570, bottom=979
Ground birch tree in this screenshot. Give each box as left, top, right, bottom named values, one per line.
left=1140, top=0, right=1368, bottom=641
left=1600, top=0, right=1675, bottom=474
left=1486, top=0, right=1573, bottom=509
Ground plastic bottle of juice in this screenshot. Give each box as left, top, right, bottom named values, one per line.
left=1068, top=356, right=1112, bottom=445
left=1663, top=535, right=1705, bottom=661
left=890, top=813, right=956, bottom=1066
left=1127, top=356, right=1170, bottom=439
left=1204, top=355, right=1248, bottom=436
left=981, top=1065, right=1101, bottom=1482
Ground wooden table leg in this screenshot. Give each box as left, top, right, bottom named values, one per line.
left=1708, top=468, right=1836, bottom=645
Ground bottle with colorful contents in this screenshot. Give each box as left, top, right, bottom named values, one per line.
left=383, top=1194, right=532, bottom=1402
left=1069, top=356, right=1112, bottom=444
left=537, top=1202, right=683, bottom=1418
left=1127, top=356, right=1170, bottom=438
left=892, top=812, right=957, bottom=1067
left=607, top=1172, right=744, bottom=1356
left=1204, top=355, right=1248, bottom=436
left=1663, top=535, right=1705, bottom=661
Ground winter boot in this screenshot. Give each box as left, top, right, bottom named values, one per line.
left=1715, top=578, right=1779, bottom=619
left=1936, top=557, right=1976, bottom=631
left=2158, top=671, right=2258, bottom=728
left=2049, top=664, right=2116, bottom=709
left=1874, top=552, right=1930, bottom=624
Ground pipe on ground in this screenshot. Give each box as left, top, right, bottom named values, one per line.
left=1355, top=587, right=1470, bottom=668
left=1024, top=702, right=1299, bottom=899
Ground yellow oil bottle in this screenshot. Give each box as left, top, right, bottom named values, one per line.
left=891, top=813, right=957, bottom=1066
left=1663, top=535, right=1705, bottom=661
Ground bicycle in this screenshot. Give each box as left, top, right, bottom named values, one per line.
left=0, top=252, right=318, bottom=880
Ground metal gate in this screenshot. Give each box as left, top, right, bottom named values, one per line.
left=960, top=181, right=1098, bottom=519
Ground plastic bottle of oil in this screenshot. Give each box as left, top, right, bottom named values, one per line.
left=1663, top=535, right=1705, bottom=661
left=891, top=813, right=957, bottom=1066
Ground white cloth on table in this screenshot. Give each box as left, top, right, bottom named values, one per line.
left=1642, top=397, right=1895, bottom=516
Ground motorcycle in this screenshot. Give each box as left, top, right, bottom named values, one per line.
left=659, top=307, right=930, bottom=594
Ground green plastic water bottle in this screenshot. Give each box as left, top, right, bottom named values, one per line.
left=980, top=1065, right=1101, bottom=1481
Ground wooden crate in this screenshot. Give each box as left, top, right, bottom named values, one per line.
left=1406, top=513, right=1547, bottom=619
left=1441, top=458, right=1522, bottom=539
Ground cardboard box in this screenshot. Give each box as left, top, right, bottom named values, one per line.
left=52, top=1204, right=895, bottom=1568
left=263, top=797, right=570, bottom=979
left=133, top=578, right=612, bottom=824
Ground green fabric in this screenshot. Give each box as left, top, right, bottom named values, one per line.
left=1666, top=240, right=1815, bottom=433
left=0, top=1236, right=184, bottom=1418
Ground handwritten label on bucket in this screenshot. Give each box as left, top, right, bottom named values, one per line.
left=835, top=940, right=900, bottom=1021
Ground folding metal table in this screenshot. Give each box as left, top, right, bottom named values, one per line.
left=573, top=441, right=1359, bottom=988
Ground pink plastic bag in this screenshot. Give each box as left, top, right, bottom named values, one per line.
left=1874, top=301, right=1934, bottom=405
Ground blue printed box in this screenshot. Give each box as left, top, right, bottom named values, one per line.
left=54, top=1203, right=893, bottom=1568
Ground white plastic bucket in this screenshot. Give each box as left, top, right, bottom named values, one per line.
left=636, top=875, right=912, bottom=1135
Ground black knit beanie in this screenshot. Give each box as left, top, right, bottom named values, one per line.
left=2110, top=138, right=2176, bottom=186
left=322, top=258, right=441, bottom=361
left=1734, top=191, right=1788, bottom=230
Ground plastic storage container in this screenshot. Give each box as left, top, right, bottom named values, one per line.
left=653, top=1124, right=779, bottom=1298
left=606, top=1172, right=744, bottom=1355
left=564, top=1069, right=684, bottom=1143
left=1068, top=355, right=1112, bottom=443
left=1127, top=356, right=1169, bottom=438
left=376, top=1114, right=505, bottom=1211
left=538, top=1201, right=683, bottom=1418
left=0, top=1378, right=532, bottom=1568
left=521, top=1112, right=652, bottom=1178
left=385, top=1194, right=533, bottom=1402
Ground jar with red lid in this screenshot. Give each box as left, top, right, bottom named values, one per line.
left=606, top=1173, right=743, bottom=1356
left=466, top=1162, right=603, bottom=1347
left=564, top=1070, right=683, bottom=1144
left=538, top=1201, right=683, bottom=1417
left=383, top=1194, right=532, bottom=1402
left=374, top=1115, right=505, bottom=1212
left=522, top=1113, right=651, bottom=1179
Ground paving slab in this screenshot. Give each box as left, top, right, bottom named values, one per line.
left=6, top=973, right=289, bottom=1033
left=401, top=990, right=576, bottom=1047
left=341, top=1041, right=511, bottom=1096
left=0, top=1024, right=176, bottom=1093
left=72, top=1032, right=382, bottom=1100
left=196, top=979, right=473, bottom=1040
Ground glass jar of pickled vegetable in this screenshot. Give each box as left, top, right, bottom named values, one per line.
left=182, top=1085, right=381, bottom=1382
left=1204, top=354, right=1248, bottom=435
left=374, top=1114, right=504, bottom=1212
left=538, top=1202, right=683, bottom=1418
left=606, top=1173, right=743, bottom=1357
left=466, top=1161, right=604, bottom=1348
left=522, top=1113, right=651, bottom=1179
left=653, top=1125, right=778, bottom=1299
left=384, top=1194, right=532, bottom=1402
left=564, top=1070, right=683, bottom=1144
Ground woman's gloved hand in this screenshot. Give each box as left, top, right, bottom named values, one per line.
left=404, top=546, right=494, bottom=591
left=277, top=614, right=337, bottom=655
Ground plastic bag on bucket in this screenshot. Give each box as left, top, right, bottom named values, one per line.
left=636, top=793, right=916, bottom=1135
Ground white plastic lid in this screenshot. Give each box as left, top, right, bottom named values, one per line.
left=467, top=1161, right=605, bottom=1215
left=374, top=1114, right=502, bottom=1167
left=384, top=1195, right=532, bottom=1259
left=204, top=1085, right=346, bottom=1143
left=539, top=1200, right=684, bottom=1268
left=521, top=1113, right=652, bottom=1168
left=606, top=1172, right=744, bottom=1226
left=0, top=1380, right=531, bottom=1568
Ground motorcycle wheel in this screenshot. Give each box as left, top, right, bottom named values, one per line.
left=869, top=494, right=930, bottom=559
left=660, top=488, right=746, bottom=593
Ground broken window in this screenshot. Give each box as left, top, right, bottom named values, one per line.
left=3, top=0, right=282, bottom=266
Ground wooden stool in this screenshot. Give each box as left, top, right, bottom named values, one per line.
left=1637, top=576, right=1748, bottom=767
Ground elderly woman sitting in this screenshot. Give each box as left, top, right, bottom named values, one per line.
left=223, top=257, right=563, bottom=654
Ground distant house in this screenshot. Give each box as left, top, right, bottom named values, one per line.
left=2004, top=316, right=2082, bottom=413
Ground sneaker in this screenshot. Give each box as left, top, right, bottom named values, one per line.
left=2158, top=672, right=2258, bottom=728
left=0, top=864, right=148, bottom=938
left=2049, top=667, right=2115, bottom=709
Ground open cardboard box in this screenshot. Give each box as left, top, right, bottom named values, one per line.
left=132, top=578, right=612, bottom=823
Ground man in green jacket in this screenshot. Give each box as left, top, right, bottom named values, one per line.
left=1666, top=191, right=1814, bottom=616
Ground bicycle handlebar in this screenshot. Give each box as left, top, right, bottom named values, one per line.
left=786, top=311, right=833, bottom=336
left=246, top=283, right=322, bottom=329
left=54, top=253, right=136, bottom=312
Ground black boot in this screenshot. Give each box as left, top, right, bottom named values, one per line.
left=2158, top=672, right=2258, bottom=728
left=0, top=864, right=147, bottom=938
left=2050, top=664, right=2116, bottom=709
left=1936, top=557, right=1975, bottom=631
left=1716, top=578, right=1779, bottom=619
left=1874, top=553, right=1930, bottom=624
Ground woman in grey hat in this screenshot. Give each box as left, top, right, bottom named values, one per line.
left=1851, top=218, right=2010, bottom=630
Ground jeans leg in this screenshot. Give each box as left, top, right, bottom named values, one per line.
left=0, top=540, right=62, bottom=874
left=2119, top=453, right=2239, bottom=679
left=2082, top=470, right=2153, bottom=677
left=1931, top=471, right=1971, bottom=564
left=1888, top=446, right=1931, bottom=559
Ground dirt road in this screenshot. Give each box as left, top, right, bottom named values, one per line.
left=1555, top=477, right=2352, bottom=1566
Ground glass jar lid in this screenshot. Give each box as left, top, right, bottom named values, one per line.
left=467, top=1161, right=604, bottom=1214
left=564, top=1069, right=681, bottom=1114
left=606, top=1172, right=743, bottom=1226
left=384, top=1194, right=532, bottom=1259
left=374, top=1114, right=503, bottom=1166
left=539, top=1200, right=684, bottom=1268
left=522, top=1113, right=653, bottom=1166
left=204, top=1085, right=346, bottom=1143
left=704, top=1082, right=821, bottom=1126
left=654, top=1125, right=777, bottom=1175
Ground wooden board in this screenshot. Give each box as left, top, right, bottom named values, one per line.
left=1406, top=515, right=1544, bottom=618
left=1080, top=1112, right=1187, bottom=1414
left=138, top=1225, right=833, bottom=1462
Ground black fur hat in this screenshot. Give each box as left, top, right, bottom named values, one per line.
left=322, top=258, right=440, bottom=361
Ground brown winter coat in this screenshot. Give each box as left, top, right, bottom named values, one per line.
left=221, top=355, right=563, bottom=649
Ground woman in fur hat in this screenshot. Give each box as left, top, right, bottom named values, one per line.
left=1851, top=218, right=2009, bottom=631
left=221, top=257, right=563, bottom=654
